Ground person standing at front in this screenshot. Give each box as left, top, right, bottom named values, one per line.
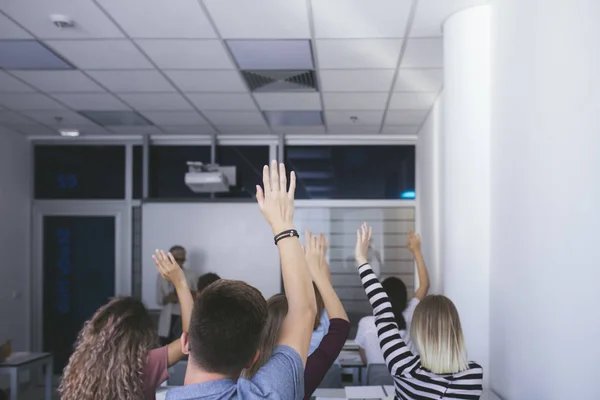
left=157, top=245, right=197, bottom=345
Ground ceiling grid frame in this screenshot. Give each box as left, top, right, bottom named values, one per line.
left=305, top=0, right=328, bottom=132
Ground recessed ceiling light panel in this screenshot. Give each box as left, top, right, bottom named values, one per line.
left=228, top=40, right=314, bottom=70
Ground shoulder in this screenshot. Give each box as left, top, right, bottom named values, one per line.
left=251, top=346, right=304, bottom=398
left=142, top=346, right=169, bottom=392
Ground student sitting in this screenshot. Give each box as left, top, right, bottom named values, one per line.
left=355, top=231, right=430, bottom=363
left=355, top=224, right=483, bottom=399
left=243, top=232, right=350, bottom=399
left=196, top=272, right=221, bottom=296
left=165, top=161, right=316, bottom=400
left=60, top=250, right=193, bottom=400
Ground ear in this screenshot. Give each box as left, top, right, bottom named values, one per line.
left=181, top=332, right=190, bottom=355
left=245, top=350, right=260, bottom=369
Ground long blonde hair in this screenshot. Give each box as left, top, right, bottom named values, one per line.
left=59, top=297, right=157, bottom=400
left=410, top=295, right=469, bottom=374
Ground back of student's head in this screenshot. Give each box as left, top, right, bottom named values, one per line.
left=382, top=276, right=408, bottom=330
left=59, top=297, right=156, bottom=400
left=188, top=279, right=267, bottom=377
left=410, top=295, right=469, bottom=374
left=196, top=272, right=221, bottom=294
left=242, top=294, right=288, bottom=378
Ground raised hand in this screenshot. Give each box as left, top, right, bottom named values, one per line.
left=407, top=231, right=422, bottom=255
left=355, top=222, right=372, bottom=266
left=305, top=232, right=330, bottom=282
left=256, top=160, right=296, bottom=234
left=153, top=249, right=186, bottom=287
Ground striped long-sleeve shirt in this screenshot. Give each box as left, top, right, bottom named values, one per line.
left=358, top=263, right=483, bottom=400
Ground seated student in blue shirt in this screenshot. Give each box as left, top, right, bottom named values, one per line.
left=166, top=161, right=317, bottom=400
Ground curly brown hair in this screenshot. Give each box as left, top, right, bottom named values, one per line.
left=59, top=297, right=157, bottom=400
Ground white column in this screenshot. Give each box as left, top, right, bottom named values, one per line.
left=490, top=0, right=600, bottom=399
left=441, top=6, right=491, bottom=384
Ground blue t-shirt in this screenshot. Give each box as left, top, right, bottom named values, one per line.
left=165, top=345, right=304, bottom=400
left=308, top=310, right=330, bottom=356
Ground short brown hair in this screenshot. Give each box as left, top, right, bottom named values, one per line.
left=196, top=272, right=221, bottom=293
left=189, top=280, right=266, bottom=377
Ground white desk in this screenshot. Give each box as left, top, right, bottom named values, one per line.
left=0, top=352, right=53, bottom=400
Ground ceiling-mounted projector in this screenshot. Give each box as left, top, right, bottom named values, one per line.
left=185, top=162, right=236, bottom=193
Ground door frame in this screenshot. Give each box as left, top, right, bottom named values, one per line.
left=31, top=200, right=131, bottom=351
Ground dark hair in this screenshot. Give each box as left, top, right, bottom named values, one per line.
left=169, top=245, right=186, bottom=253
left=189, top=280, right=267, bottom=377
left=59, top=297, right=156, bottom=400
left=197, top=272, right=221, bottom=293
left=382, top=277, right=408, bottom=330
left=313, top=283, right=325, bottom=331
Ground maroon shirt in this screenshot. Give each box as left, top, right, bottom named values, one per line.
left=304, top=318, right=351, bottom=400
left=142, top=346, right=169, bottom=400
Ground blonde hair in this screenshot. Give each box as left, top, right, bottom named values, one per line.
left=410, top=295, right=469, bottom=374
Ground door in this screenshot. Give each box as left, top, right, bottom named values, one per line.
left=32, top=202, right=131, bottom=372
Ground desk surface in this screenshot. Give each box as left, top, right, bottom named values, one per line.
left=0, top=352, right=52, bottom=367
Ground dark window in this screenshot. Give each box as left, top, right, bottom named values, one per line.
left=215, top=146, right=269, bottom=199
left=35, top=146, right=125, bottom=199
left=284, top=145, right=415, bottom=199
left=149, top=146, right=211, bottom=198
left=133, top=145, right=143, bottom=199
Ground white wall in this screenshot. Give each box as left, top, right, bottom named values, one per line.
left=0, top=128, right=31, bottom=351
left=416, top=95, right=443, bottom=294
left=490, top=0, right=600, bottom=398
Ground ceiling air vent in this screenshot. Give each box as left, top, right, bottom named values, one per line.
left=241, top=70, right=317, bottom=93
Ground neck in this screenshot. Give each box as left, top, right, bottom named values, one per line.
left=184, top=361, right=232, bottom=385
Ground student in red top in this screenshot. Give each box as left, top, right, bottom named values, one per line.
left=59, top=250, right=193, bottom=400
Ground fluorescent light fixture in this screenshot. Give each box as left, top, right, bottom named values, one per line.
left=59, top=129, right=79, bottom=137
left=228, top=40, right=314, bottom=70
left=400, top=190, right=416, bottom=199
left=0, top=40, right=74, bottom=70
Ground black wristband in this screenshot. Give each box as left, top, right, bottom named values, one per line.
left=274, top=229, right=299, bottom=245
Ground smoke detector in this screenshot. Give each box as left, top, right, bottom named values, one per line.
left=350, top=116, right=359, bottom=123
left=50, top=14, right=75, bottom=29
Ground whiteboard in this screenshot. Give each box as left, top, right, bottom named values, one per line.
left=141, top=203, right=281, bottom=309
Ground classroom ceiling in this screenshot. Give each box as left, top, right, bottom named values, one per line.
left=0, top=0, right=487, bottom=137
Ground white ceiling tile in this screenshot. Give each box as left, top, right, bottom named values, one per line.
left=0, top=0, right=124, bottom=39
left=0, top=14, right=33, bottom=39
left=254, top=93, right=321, bottom=111
left=52, top=93, right=130, bottom=110
left=161, top=125, right=215, bottom=135
left=118, top=93, right=193, bottom=111
left=385, top=110, right=428, bottom=125
left=402, top=38, right=443, bottom=68
left=274, top=126, right=326, bottom=134
left=323, top=93, right=388, bottom=110
left=77, top=125, right=113, bottom=135
left=22, top=110, right=97, bottom=126
left=395, top=68, right=443, bottom=92
left=97, top=0, right=216, bottom=38
left=411, top=0, right=488, bottom=37
left=166, top=71, right=247, bottom=92
left=328, top=125, right=382, bottom=134
left=217, top=125, right=272, bottom=135
left=325, top=110, right=384, bottom=125
left=389, top=92, right=438, bottom=110
left=317, top=39, right=403, bottom=69
left=0, top=93, right=66, bottom=110
left=320, top=70, right=395, bottom=92
left=186, top=93, right=257, bottom=111
left=382, top=125, right=420, bottom=134
left=203, top=0, right=310, bottom=39
left=312, top=0, right=411, bottom=38
left=140, top=111, right=208, bottom=126
left=6, top=124, right=57, bottom=135
left=109, top=126, right=163, bottom=135
left=0, top=71, right=36, bottom=92
left=10, top=71, right=105, bottom=93
left=86, top=70, right=176, bottom=93
left=204, top=111, right=267, bottom=125
left=46, top=40, right=153, bottom=69
left=0, top=109, right=39, bottom=124
left=136, top=40, right=234, bottom=69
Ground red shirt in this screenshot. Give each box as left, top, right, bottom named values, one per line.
left=142, top=346, right=169, bottom=400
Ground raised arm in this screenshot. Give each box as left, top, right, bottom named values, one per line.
left=407, top=231, right=430, bottom=300
left=256, top=160, right=317, bottom=366
left=153, top=250, right=194, bottom=366
left=355, top=223, right=419, bottom=377
left=303, top=233, right=350, bottom=398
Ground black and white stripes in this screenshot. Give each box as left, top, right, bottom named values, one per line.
left=358, top=263, right=483, bottom=400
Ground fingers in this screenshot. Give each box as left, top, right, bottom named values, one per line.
left=288, top=171, right=296, bottom=200
left=279, top=163, right=287, bottom=194
left=270, top=160, right=280, bottom=192
left=167, top=252, right=177, bottom=265
left=256, top=185, right=265, bottom=208
left=262, top=165, right=271, bottom=193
